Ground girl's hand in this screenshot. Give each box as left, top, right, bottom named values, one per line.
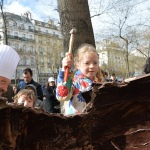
left=62, top=53, right=73, bottom=70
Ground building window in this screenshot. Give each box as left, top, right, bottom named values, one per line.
left=23, top=56, right=27, bottom=65
left=15, top=43, right=19, bottom=50
left=48, top=68, right=52, bottom=73
left=17, top=69, right=22, bottom=78
left=9, top=21, right=13, bottom=27
left=47, top=58, right=50, bottom=63
left=39, top=47, right=42, bottom=54
left=22, top=44, right=26, bottom=52
left=40, top=67, right=44, bottom=73
left=20, top=24, right=24, bottom=29
left=7, top=31, right=10, bottom=35
left=30, top=57, right=35, bottom=66
left=40, top=57, right=44, bottom=63
left=39, top=37, right=42, bottom=43
left=13, top=22, right=17, bottom=28
left=29, top=35, right=32, bottom=39
left=22, top=34, right=25, bottom=38
left=30, top=46, right=34, bottom=53
left=14, top=32, right=18, bottom=37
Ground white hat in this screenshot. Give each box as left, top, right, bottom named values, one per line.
left=48, top=77, right=55, bottom=82
left=0, top=45, right=20, bottom=79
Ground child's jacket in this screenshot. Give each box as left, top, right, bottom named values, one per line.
left=56, top=69, right=93, bottom=115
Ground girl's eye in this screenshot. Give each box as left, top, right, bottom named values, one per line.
left=94, top=62, right=98, bottom=65
left=84, top=62, right=89, bottom=65
left=28, top=99, right=32, bottom=102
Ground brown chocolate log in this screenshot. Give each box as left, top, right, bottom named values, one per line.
left=0, top=74, right=150, bottom=149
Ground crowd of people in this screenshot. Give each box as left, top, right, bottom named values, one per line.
left=0, top=44, right=150, bottom=116
left=3, top=67, right=60, bottom=112
left=0, top=45, right=60, bottom=113
left=2, top=68, right=60, bottom=112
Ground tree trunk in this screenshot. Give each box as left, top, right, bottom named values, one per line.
left=0, top=3, right=8, bottom=45
left=125, top=41, right=130, bottom=77
left=57, top=0, right=95, bottom=54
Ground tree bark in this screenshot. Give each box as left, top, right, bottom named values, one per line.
left=0, top=1, right=8, bottom=45
left=57, top=0, right=95, bottom=54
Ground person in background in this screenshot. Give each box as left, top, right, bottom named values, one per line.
left=25, top=84, right=43, bottom=109
left=44, top=77, right=60, bottom=113
left=17, top=68, right=43, bottom=101
left=41, top=84, right=46, bottom=96
left=110, top=73, right=118, bottom=82
left=0, top=45, right=20, bottom=106
left=101, top=69, right=110, bottom=82
left=2, top=84, right=14, bottom=102
left=13, top=89, right=36, bottom=108
left=42, top=84, right=47, bottom=111
left=13, top=85, right=18, bottom=95
left=56, top=43, right=103, bottom=116
left=143, top=57, right=150, bottom=74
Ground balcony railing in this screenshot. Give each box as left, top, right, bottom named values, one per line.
left=7, top=35, right=20, bottom=40
left=7, top=35, right=35, bottom=42
left=34, top=30, right=59, bottom=38
left=18, top=63, right=36, bottom=67
left=16, top=50, right=35, bottom=55
left=21, top=37, right=35, bottom=42
left=8, top=25, right=34, bottom=32
left=29, top=28, right=34, bottom=32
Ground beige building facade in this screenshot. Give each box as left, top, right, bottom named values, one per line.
left=96, top=40, right=146, bottom=78
left=0, top=12, right=63, bottom=84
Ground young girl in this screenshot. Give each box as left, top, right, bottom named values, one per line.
left=14, top=89, right=36, bottom=108
left=56, top=43, right=103, bottom=115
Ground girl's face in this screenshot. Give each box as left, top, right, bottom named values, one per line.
left=77, top=52, right=99, bottom=80
left=49, top=81, right=55, bottom=86
left=18, top=95, right=34, bottom=108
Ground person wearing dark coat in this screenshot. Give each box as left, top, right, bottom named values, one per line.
left=44, top=77, right=60, bottom=113
left=2, top=84, right=14, bottom=102
left=17, top=68, right=43, bottom=101
left=143, top=57, right=150, bottom=74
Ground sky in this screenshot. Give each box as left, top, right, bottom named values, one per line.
left=3, top=0, right=150, bottom=41
left=4, top=1, right=59, bottom=23
left=3, top=0, right=106, bottom=37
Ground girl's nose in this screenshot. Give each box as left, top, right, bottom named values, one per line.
left=89, top=63, right=94, bottom=68
left=24, top=101, right=28, bottom=107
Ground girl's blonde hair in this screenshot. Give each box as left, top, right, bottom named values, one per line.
left=14, top=89, right=36, bottom=104
left=95, top=66, right=104, bottom=82
left=74, top=43, right=104, bottom=82
left=74, top=43, right=98, bottom=63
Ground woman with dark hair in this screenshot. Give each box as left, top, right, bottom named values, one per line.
left=44, top=77, right=60, bottom=113
left=143, top=57, right=150, bottom=74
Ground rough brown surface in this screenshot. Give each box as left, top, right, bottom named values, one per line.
left=0, top=74, right=150, bottom=150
